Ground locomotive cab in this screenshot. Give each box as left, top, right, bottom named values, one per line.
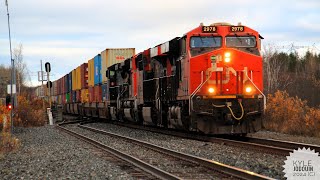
left=184, top=23, right=265, bottom=134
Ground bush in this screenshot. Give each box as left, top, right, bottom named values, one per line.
left=13, top=96, right=47, bottom=127
left=265, top=90, right=320, bottom=137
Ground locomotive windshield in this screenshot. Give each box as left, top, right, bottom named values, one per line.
left=190, top=36, right=222, bottom=48
left=190, top=36, right=222, bottom=56
left=226, top=36, right=256, bottom=47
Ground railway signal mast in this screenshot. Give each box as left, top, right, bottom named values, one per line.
left=5, top=0, right=15, bottom=133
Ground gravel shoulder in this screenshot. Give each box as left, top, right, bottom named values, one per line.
left=86, top=122, right=285, bottom=179
left=248, top=130, right=320, bottom=146
left=0, top=126, right=138, bottom=179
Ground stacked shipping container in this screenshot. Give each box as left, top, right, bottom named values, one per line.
left=38, top=48, right=135, bottom=109
left=100, top=48, right=135, bottom=83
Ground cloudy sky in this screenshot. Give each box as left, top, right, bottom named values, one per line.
left=0, top=0, right=319, bottom=86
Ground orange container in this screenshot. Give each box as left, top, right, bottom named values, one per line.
left=72, top=69, right=77, bottom=91
left=81, top=89, right=89, bottom=103
left=76, top=66, right=81, bottom=90
left=88, top=58, right=95, bottom=87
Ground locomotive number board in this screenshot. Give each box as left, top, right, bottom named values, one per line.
left=230, top=26, right=245, bottom=32
left=202, top=26, right=217, bottom=33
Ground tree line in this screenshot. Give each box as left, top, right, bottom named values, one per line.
left=263, top=46, right=320, bottom=107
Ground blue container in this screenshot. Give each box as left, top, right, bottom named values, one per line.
left=72, top=90, right=76, bottom=103
left=68, top=72, right=72, bottom=93
left=101, top=83, right=108, bottom=101
left=64, top=74, right=69, bottom=93
left=64, top=74, right=68, bottom=93
left=94, top=54, right=102, bottom=85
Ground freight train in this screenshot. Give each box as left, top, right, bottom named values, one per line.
left=39, top=22, right=265, bottom=135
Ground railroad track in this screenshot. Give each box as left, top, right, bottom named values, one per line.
left=224, top=136, right=320, bottom=154
left=96, top=120, right=320, bottom=156
left=57, top=124, right=177, bottom=180
left=78, top=125, right=271, bottom=179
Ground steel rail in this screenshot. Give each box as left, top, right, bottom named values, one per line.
left=56, top=125, right=180, bottom=180
left=79, top=124, right=274, bottom=180
left=234, top=136, right=320, bottom=153
left=101, top=121, right=293, bottom=156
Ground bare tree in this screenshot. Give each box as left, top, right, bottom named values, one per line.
left=13, top=43, right=29, bottom=94
left=263, top=44, right=292, bottom=94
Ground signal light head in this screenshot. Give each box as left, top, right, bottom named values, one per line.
left=7, top=104, right=12, bottom=110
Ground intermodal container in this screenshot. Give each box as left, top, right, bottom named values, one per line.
left=66, top=93, right=70, bottom=103
left=64, top=75, right=68, bottom=93
left=88, top=86, right=94, bottom=103
left=65, top=74, right=69, bottom=93
left=75, top=66, right=81, bottom=90
left=94, top=85, right=102, bottom=102
left=72, top=69, right=76, bottom=91
left=52, top=81, right=57, bottom=96
left=72, top=91, right=76, bottom=103
left=76, top=90, right=81, bottom=102
left=61, top=76, right=65, bottom=95
left=62, top=94, right=65, bottom=104
left=94, top=54, right=102, bottom=85
left=57, top=78, right=61, bottom=95
left=81, top=89, right=89, bottom=103
left=80, top=63, right=88, bottom=89
left=101, top=48, right=135, bottom=83
left=68, top=72, right=72, bottom=93
left=101, top=84, right=108, bottom=101
left=56, top=79, right=60, bottom=95
left=51, top=96, right=57, bottom=104
left=88, top=58, right=95, bottom=87
left=58, top=95, right=62, bottom=104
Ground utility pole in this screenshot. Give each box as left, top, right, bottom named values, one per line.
left=6, top=0, right=15, bottom=134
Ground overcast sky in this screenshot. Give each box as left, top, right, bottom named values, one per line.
left=0, top=0, right=320, bottom=86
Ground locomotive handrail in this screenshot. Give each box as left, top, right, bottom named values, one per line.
left=189, top=71, right=213, bottom=114
left=143, top=74, right=175, bottom=82
left=244, top=71, right=266, bottom=113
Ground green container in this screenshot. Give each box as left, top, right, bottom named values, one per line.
left=66, top=93, right=70, bottom=103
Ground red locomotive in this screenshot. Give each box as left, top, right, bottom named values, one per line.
left=51, top=22, right=265, bottom=135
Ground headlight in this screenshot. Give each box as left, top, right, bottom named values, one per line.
left=208, top=87, right=215, bottom=93
left=245, top=87, right=252, bottom=93
left=224, top=52, right=231, bottom=62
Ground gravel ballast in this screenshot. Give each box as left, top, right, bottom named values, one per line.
left=0, top=126, right=140, bottom=179
left=65, top=124, right=235, bottom=180
left=85, top=122, right=285, bottom=179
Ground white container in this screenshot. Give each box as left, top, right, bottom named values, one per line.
left=100, top=48, right=135, bottom=83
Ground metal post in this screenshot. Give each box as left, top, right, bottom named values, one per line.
left=6, top=0, right=14, bottom=134
left=47, top=71, right=51, bottom=108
